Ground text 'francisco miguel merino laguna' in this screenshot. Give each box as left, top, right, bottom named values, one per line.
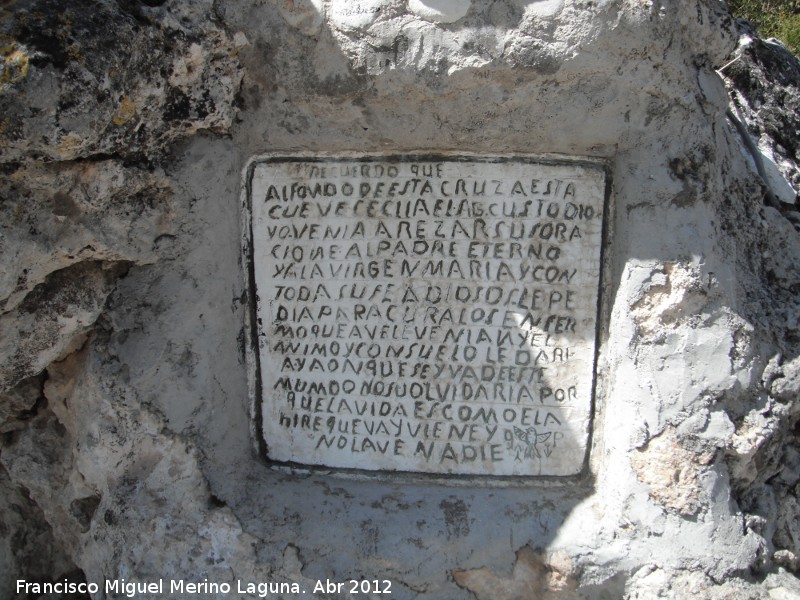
left=17, top=578, right=304, bottom=598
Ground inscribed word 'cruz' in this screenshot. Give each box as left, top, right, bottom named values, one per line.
left=246, top=156, right=606, bottom=476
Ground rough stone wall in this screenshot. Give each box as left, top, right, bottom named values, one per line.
left=717, top=25, right=800, bottom=581
left=0, top=0, right=799, bottom=599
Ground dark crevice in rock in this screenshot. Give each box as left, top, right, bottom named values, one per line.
left=208, top=493, right=227, bottom=509
left=69, top=494, right=102, bottom=534
left=1, top=260, right=133, bottom=394
left=0, top=372, right=48, bottom=435
left=0, top=464, right=84, bottom=598
left=16, top=260, right=132, bottom=316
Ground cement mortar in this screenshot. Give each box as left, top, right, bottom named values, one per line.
left=1, top=0, right=799, bottom=598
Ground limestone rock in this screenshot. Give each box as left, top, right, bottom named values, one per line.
left=0, top=161, right=173, bottom=313
left=631, top=427, right=716, bottom=517
left=724, top=24, right=800, bottom=214
left=0, top=0, right=242, bottom=162
left=0, top=0, right=799, bottom=599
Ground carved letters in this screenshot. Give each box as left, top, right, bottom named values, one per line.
left=246, top=156, right=605, bottom=476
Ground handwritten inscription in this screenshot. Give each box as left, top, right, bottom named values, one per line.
left=248, top=157, right=605, bottom=476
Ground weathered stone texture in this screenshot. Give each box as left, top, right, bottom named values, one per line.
left=0, top=0, right=241, bottom=162
left=724, top=26, right=800, bottom=214
left=0, top=0, right=799, bottom=599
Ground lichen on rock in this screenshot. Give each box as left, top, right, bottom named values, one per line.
left=0, top=0, right=243, bottom=162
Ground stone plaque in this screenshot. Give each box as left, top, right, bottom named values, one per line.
left=245, top=155, right=606, bottom=476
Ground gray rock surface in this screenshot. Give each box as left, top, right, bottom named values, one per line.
left=0, top=0, right=799, bottom=598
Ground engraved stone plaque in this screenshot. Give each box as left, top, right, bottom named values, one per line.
left=245, top=155, right=606, bottom=476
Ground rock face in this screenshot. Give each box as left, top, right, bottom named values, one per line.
left=1, top=0, right=799, bottom=599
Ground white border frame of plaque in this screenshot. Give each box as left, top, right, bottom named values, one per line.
left=241, top=152, right=610, bottom=482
